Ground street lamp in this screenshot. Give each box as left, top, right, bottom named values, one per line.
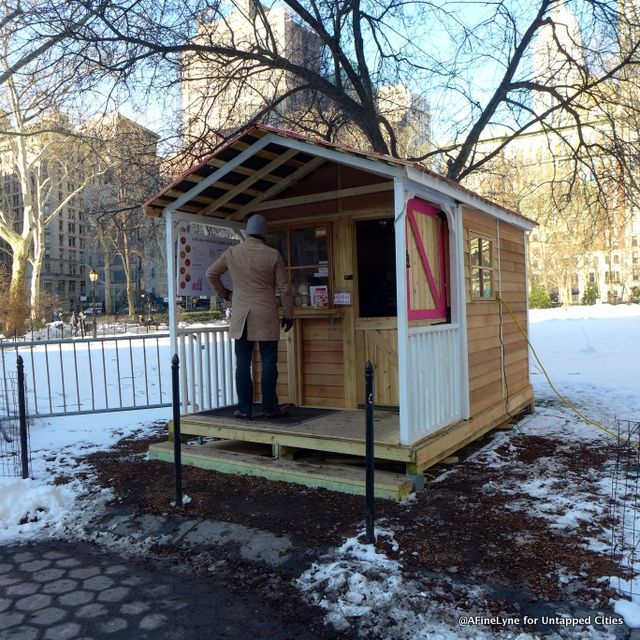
left=89, top=268, right=98, bottom=338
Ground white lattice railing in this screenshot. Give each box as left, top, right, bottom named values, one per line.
left=406, top=324, right=462, bottom=442
left=177, top=326, right=236, bottom=414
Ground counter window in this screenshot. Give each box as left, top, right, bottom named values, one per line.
left=267, top=225, right=330, bottom=308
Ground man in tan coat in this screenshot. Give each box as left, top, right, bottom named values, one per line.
left=206, top=214, right=294, bottom=418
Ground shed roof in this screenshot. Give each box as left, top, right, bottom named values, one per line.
left=144, top=124, right=535, bottom=230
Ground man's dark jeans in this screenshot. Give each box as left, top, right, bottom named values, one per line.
left=234, top=325, right=279, bottom=416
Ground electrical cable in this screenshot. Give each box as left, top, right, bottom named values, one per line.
left=496, top=293, right=622, bottom=441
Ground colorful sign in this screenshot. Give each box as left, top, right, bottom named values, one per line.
left=176, top=232, right=239, bottom=296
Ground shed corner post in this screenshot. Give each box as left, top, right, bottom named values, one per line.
left=454, top=203, right=471, bottom=419
left=394, top=177, right=411, bottom=445
left=164, top=208, right=178, bottom=360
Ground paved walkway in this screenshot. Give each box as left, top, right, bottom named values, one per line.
left=0, top=539, right=326, bottom=640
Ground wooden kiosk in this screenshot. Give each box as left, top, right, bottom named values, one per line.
left=145, top=125, right=535, bottom=499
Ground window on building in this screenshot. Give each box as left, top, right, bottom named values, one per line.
left=633, top=237, right=638, bottom=248
left=470, top=234, right=494, bottom=299
left=58, top=220, right=64, bottom=231
left=589, top=272, right=596, bottom=283
left=69, top=237, right=76, bottom=247
left=633, top=252, right=638, bottom=264
left=57, top=280, right=66, bottom=293
left=633, top=268, right=639, bottom=281
left=614, top=271, right=621, bottom=283
left=614, top=254, right=620, bottom=264
left=80, top=281, right=86, bottom=294
left=68, top=281, right=75, bottom=293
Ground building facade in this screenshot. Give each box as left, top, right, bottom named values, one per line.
left=466, top=3, right=640, bottom=304
left=0, top=112, right=164, bottom=318
left=180, top=3, right=431, bottom=157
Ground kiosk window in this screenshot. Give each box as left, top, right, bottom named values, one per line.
left=470, top=233, right=494, bottom=299
left=267, top=225, right=330, bottom=307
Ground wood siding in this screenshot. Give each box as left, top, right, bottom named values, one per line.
left=300, top=317, right=345, bottom=407
left=463, top=207, right=532, bottom=417
left=355, top=318, right=399, bottom=406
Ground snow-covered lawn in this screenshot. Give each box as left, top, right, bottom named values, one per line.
left=1, top=303, right=640, bottom=639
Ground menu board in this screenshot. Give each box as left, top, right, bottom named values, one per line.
left=176, top=232, right=239, bottom=296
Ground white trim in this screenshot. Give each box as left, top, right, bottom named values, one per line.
left=170, top=134, right=277, bottom=213
left=273, top=136, right=405, bottom=179
left=165, top=209, right=178, bottom=359
left=408, top=323, right=460, bottom=336
left=455, top=204, right=471, bottom=419
left=497, top=219, right=506, bottom=398
left=404, top=179, right=457, bottom=213
left=524, top=231, right=532, bottom=382
left=171, top=210, right=246, bottom=233
left=394, top=177, right=410, bottom=445
left=405, top=166, right=535, bottom=232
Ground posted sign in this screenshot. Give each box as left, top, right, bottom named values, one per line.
left=176, top=232, right=238, bottom=296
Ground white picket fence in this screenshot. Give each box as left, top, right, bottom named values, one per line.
left=177, top=326, right=236, bottom=414
left=406, top=324, right=463, bottom=442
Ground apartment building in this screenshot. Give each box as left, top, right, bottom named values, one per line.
left=465, top=2, right=640, bottom=304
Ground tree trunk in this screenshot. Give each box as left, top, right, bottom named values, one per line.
left=101, top=238, right=113, bottom=314
left=121, top=231, right=136, bottom=316
left=8, top=240, right=30, bottom=334
left=30, top=227, right=45, bottom=320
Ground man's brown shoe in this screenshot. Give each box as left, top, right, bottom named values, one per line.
left=264, top=405, right=289, bottom=419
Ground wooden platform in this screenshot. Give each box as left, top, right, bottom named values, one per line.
left=149, top=386, right=534, bottom=500
left=148, top=440, right=414, bottom=500
left=170, top=408, right=409, bottom=461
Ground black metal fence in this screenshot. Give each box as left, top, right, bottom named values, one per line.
left=0, top=359, right=30, bottom=479
left=610, top=418, right=640, bottom=599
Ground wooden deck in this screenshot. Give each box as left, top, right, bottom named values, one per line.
left=148, top=386, right=534, bottom=500
left=170, top=408, right=409, bottom=461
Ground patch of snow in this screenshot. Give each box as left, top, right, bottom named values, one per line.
left=612, top=598, right=640, bottom=628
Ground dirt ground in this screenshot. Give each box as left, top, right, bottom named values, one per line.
left=77, top=418, right=625, bottom=635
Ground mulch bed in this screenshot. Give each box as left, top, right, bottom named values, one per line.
left=80, top=421, right=624, bottom=614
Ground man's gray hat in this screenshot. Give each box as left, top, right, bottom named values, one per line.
left=246, top=214, right=268, bottom=237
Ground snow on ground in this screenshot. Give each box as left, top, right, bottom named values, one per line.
left=1, top=303, right=640, bottom=638
left=295, top=303, right=640, bottom=637
left=0, top=408, right=169, bottom=543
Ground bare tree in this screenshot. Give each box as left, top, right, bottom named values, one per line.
left=0, top=95, right=103, bottom=330
left=84, top=114, right=163, bottom=316
left=3, top=0, right=640, bottom=262
left=10, top=1, right=636, bottom=170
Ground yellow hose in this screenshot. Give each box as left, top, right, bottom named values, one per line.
left=496, top=294, right=621, bottom=441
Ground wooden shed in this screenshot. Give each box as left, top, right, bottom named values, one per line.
left=145, top=124, right=535, bottom=499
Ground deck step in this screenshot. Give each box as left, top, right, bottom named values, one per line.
left=148, top=441, right=414, bottom=501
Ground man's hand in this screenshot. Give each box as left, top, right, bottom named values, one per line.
left=281, top=317, right=294, bottom=332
